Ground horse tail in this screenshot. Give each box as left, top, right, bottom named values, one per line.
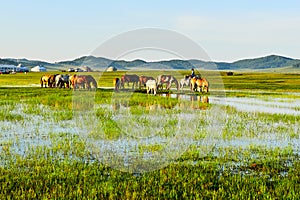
left=92, top=78, right=97, bottom=89
left=47, top=77, right=51, bottom=88
left=40, top=76, right=43, bottom=88
left=202, top=78, right=209, bottom=93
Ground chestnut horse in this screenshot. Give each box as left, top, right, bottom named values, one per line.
left=156, top=75, right=179, bottom=91
left=40, top=74, right=57, bottom=88
left=190, top=77, right=209, bottom=93
left=139, top=75, right=155, bottom=89
left=69, top=75, right=97, bottom=90
left=121, top=74, right=140, bottom=89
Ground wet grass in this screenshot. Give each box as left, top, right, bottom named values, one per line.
left=0, top=71, right=300, bottom=198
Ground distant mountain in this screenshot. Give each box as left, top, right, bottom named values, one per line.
left=1, top=54, right=300, bottom=71
left=4, top=58, right=55, bottom=68
left=228, top=55, right=298, bottom=70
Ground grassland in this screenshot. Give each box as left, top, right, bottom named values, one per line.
left=0, top=71, right=300, bottom=199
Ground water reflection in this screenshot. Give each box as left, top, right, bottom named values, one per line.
left=112, top=93, right=209, bottom=111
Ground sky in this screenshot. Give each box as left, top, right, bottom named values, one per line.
left=1, top=0, right=300, bottom=62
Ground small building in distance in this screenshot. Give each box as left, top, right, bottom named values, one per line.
left=81, top=66, right=93, bottom=72
left=67, top=66, right=93, bottom=72
left=0, top=64, right=29, bottom=73
left=31, top=65, right=47, bottom=72
left=106, top=66, right=117, bottom=72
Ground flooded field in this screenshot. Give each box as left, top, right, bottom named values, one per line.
left=1, top=89, right=299, bottom=171
left=0, top=71, right=300, bottom=199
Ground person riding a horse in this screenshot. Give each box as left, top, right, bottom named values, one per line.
left=191, top=68, right=195, bottom=78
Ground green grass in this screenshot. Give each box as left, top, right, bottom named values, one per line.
left=0, top=70, right=300, bottom=199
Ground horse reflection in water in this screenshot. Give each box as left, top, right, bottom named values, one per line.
left=188, top=95, right=209, bottom=110
left=167, top=94, right=209, bottom=110
left=112, top=94, right=209, bottom=111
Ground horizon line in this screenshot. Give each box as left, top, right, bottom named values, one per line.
left=1, top=53, right=299, bottom=64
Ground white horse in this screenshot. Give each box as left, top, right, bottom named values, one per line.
left=146, top=79, right=157, bottom=95
left=179, top=75, right=191, bottom=91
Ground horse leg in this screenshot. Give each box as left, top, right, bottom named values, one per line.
left=167, top=82, right=171, bottom=90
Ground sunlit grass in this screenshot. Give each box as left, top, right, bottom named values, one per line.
left=0, top=71, right=300, bottom=198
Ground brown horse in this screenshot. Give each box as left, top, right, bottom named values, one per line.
left=84, top=75, right=97, bottom=90
left=121, top=74, right=140, bottom=89
left=40, top=74, right=57, bottom=88
left=139, top=75, right=155, bottom=89
left=113, top=78, right=121, bottom=91
left=69, top=74, right=86, bottom=90
left=156, top=75, right=179, bottom=91
left=200, top=77, right=209, bottom=93
left=190, top=77, right=197, bottom=91
left=70, top=75, right=97, bottom=90
left=191, top=77, right=209, bottom=93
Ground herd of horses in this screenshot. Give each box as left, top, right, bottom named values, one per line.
left=40, top=73, right=209, bottom=94
left=113, top=74, right=209, bottom=94
left=40, top=74, right=97, bottom=90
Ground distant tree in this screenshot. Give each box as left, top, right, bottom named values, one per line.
left=293, top=63, right=300, bottom=68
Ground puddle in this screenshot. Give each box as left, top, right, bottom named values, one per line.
left=211, top=96, right=300, bottom=115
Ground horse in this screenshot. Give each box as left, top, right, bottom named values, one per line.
left=146, top=79, right=157, bottom=95
left=69, top=75, right=97, bottom=90
left=179, top=75, right=191, bottom=91
left=139, top=75, right=155, bottom=89
left=156, top=75, right=179, bottom=91
left=199, top=77, right=209, bottom=93
left=121, top=74, right=140, bottom=89
left=84, top=75, right=97, bottom=90
left=190, top=77, right=197, bottom=91
left=40, top=74, right=57, bottom=88
left=55, top=74, right=70, bottom=88
left=191, top=77, right=209, bottom=93
left=113, top=78, right=121, bottom=91
left=69, top=74, right=86, bottom=90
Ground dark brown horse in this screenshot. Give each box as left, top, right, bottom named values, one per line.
left=113, top=77, right=121, bottom=91
left=139, top=75, right=155, bottom=89
left=156, top=75, right=179, bottom=91
left=121, top=74, right=140, bottom=89
left=84, top=75, right=97, bottom=90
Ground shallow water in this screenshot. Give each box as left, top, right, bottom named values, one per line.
left=158, top=93, right=300, bottom=115
left=0, top=91, right=299, bottom=171
left=211, top=96, right=300, bottom=115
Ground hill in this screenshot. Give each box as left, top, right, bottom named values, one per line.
left=1, top=55, right=300, bottom=71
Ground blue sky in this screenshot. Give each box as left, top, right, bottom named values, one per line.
left=1, top=0, right=300, bottom=62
